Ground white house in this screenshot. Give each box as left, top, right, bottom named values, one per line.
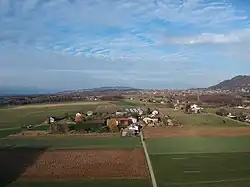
left=143, top=117, right=158, bottom=124
left=190, top=104, right=203, bottom=114
left=227, top=113, right=237, bottom=118
left=151, top=110, right=159, bottom=116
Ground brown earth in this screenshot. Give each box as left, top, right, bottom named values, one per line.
left=18, top=149, right=148, bottom=180
left=143, top=126, right=250, bottom=138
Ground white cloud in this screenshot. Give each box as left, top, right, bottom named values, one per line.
left=166, top=29, right=250, bottom=44
left=0, top=0, right=250, bottom=89
left=0, top=0, right=248, bottom=59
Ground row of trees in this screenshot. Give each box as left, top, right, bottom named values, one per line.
left=216, top=108, right=248, bottom=122
left=0, top=94, right=125, bottom=106
left=0, top=94, right=89, bottom=106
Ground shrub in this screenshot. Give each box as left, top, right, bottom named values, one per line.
left=216, top=108, right=228, bottom=116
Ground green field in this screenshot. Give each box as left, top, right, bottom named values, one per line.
left=0, top=136, right=141, bottom=150
left=7, top=179, right=151, bottom=187
left=0, top=101, right=151, bottom=187
left=0, top=105, right=100, bottom=128
left=146, top=137, right=250, bottom=187
left=0, top=128, right=22, bottom=138
left=205, top=107, right=250, bottom=114
left=160, top=108, right=246, bottom=127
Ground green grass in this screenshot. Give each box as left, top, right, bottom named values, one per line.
left=205, top=107, right=250, bottom=114
left=0, top=136, right=141, bottom=149
left=146, top=137, right=250, bottom=187
left=7, top=179, right=151, bottom=187
left=113, top=100, right=140, bottom=107
left=0, top=128, right=22, bottom=138
left=0, top=104, right=101, bottom=128
left=160, top=108, right=246, bottom=127
left=151, top=152, right=250, bottom=187
left=146, top=137, right=250, bottom=155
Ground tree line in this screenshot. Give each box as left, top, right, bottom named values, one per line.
left=0, top=94, right=125, bottom=106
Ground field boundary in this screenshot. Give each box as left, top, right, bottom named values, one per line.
left=163, top=177, right=250, bottom=186
left=149, top=150, right=250, bottom=155
left=140, top=133, right=157, bottom=187
left=208, top=112, right=250, bottom=126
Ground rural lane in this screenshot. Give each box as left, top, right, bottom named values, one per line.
left=140, top=132, right=158, bottom=187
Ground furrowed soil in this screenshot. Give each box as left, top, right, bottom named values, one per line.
left=143, top=126, right=250, bottom=138
left=18, top=149, right=148, bottom=180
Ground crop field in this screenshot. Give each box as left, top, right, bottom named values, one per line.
left=0, top=128, right=22, bottom=138
left=0, top=136, right=142, bottom=150
left=160, top=108, right=246, bottom=127
left=12, top=101, right=109, bottom=109
left=146, top=134, right=250, bottom=187
left=8, top=179, right=151, bottom=187
left=0, top=100, right=152, bottom=187
left=143, top=126, right=250, bottom=138
left=0, top=101, right=116, bottom=129
left=0, top=135, right=150, bottom=187
left=19, top=149, right=148, bottom=180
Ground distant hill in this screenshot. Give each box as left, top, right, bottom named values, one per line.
left=210, top=75, right=250, bottom=91
left=58, top=86, right=142, bottom=94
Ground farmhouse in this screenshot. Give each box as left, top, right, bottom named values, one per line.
left=75, top=112, right=83, bottom=122
left=190, top=104, right=203, bottom=114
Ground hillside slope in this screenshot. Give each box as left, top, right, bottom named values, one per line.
left=210, top=75, right=250, bottom=91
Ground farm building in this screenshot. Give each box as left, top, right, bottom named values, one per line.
left=115, top=111, right=127, bottom=116
left=125, top=108, right=144, bottom=115
left=190, top=104, right=203, bottom=113
left=75, top=112, right=83, bottom=122
left=143, top=117, right=159, bottom=126
left=86, top=111, right=93, bottom=116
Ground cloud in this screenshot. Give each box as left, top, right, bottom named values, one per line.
left=0, top=0, right=248, bottom=58
left=166, top=29, right=250, bottom=44
left=0, top=0, right=250, bottom=89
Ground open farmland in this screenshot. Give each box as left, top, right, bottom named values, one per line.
left=0, top=136, right=142, bottom=150
left=0, top=100, right=151, bottom=187
left=12, top=101, right=109, bottom=109
left=159, top=108, right=246, bottom=127
left=0, top=101, right=117, bottom=129
left=0, top=135, right=150, bottom=187
left=19, top=149, right=148, bottom=180
left=205, top=107, right=250, bottom=114
left=143, top=126, right=250, bottom=138
left=8, top=179, right=151, bottom=187
left=145, top=129, right=250, bottom=187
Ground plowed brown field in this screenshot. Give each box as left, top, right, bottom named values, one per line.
left=143, top=126, right=250, bottom=138
left=19, top=149, right=148, bottom=180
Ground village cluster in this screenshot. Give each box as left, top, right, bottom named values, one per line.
left=20, top=105, right=186, bottom=137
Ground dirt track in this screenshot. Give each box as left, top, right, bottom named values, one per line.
left=144, top=126, right=250, bottom=138
left=19, top=149, right=148, bottom=180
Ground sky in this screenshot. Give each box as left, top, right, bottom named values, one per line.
left=1, top=0, right=250, bottom=91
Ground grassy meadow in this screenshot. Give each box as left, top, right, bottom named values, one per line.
left=160, top=108, right=246, bottom=127
left=8, top=179, right=151, bottom=187
left=0, top=136, right=141, bottom=150
left=0, top=102, right=111, bottom=129
left=146, top=136, right=250, bottom=187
